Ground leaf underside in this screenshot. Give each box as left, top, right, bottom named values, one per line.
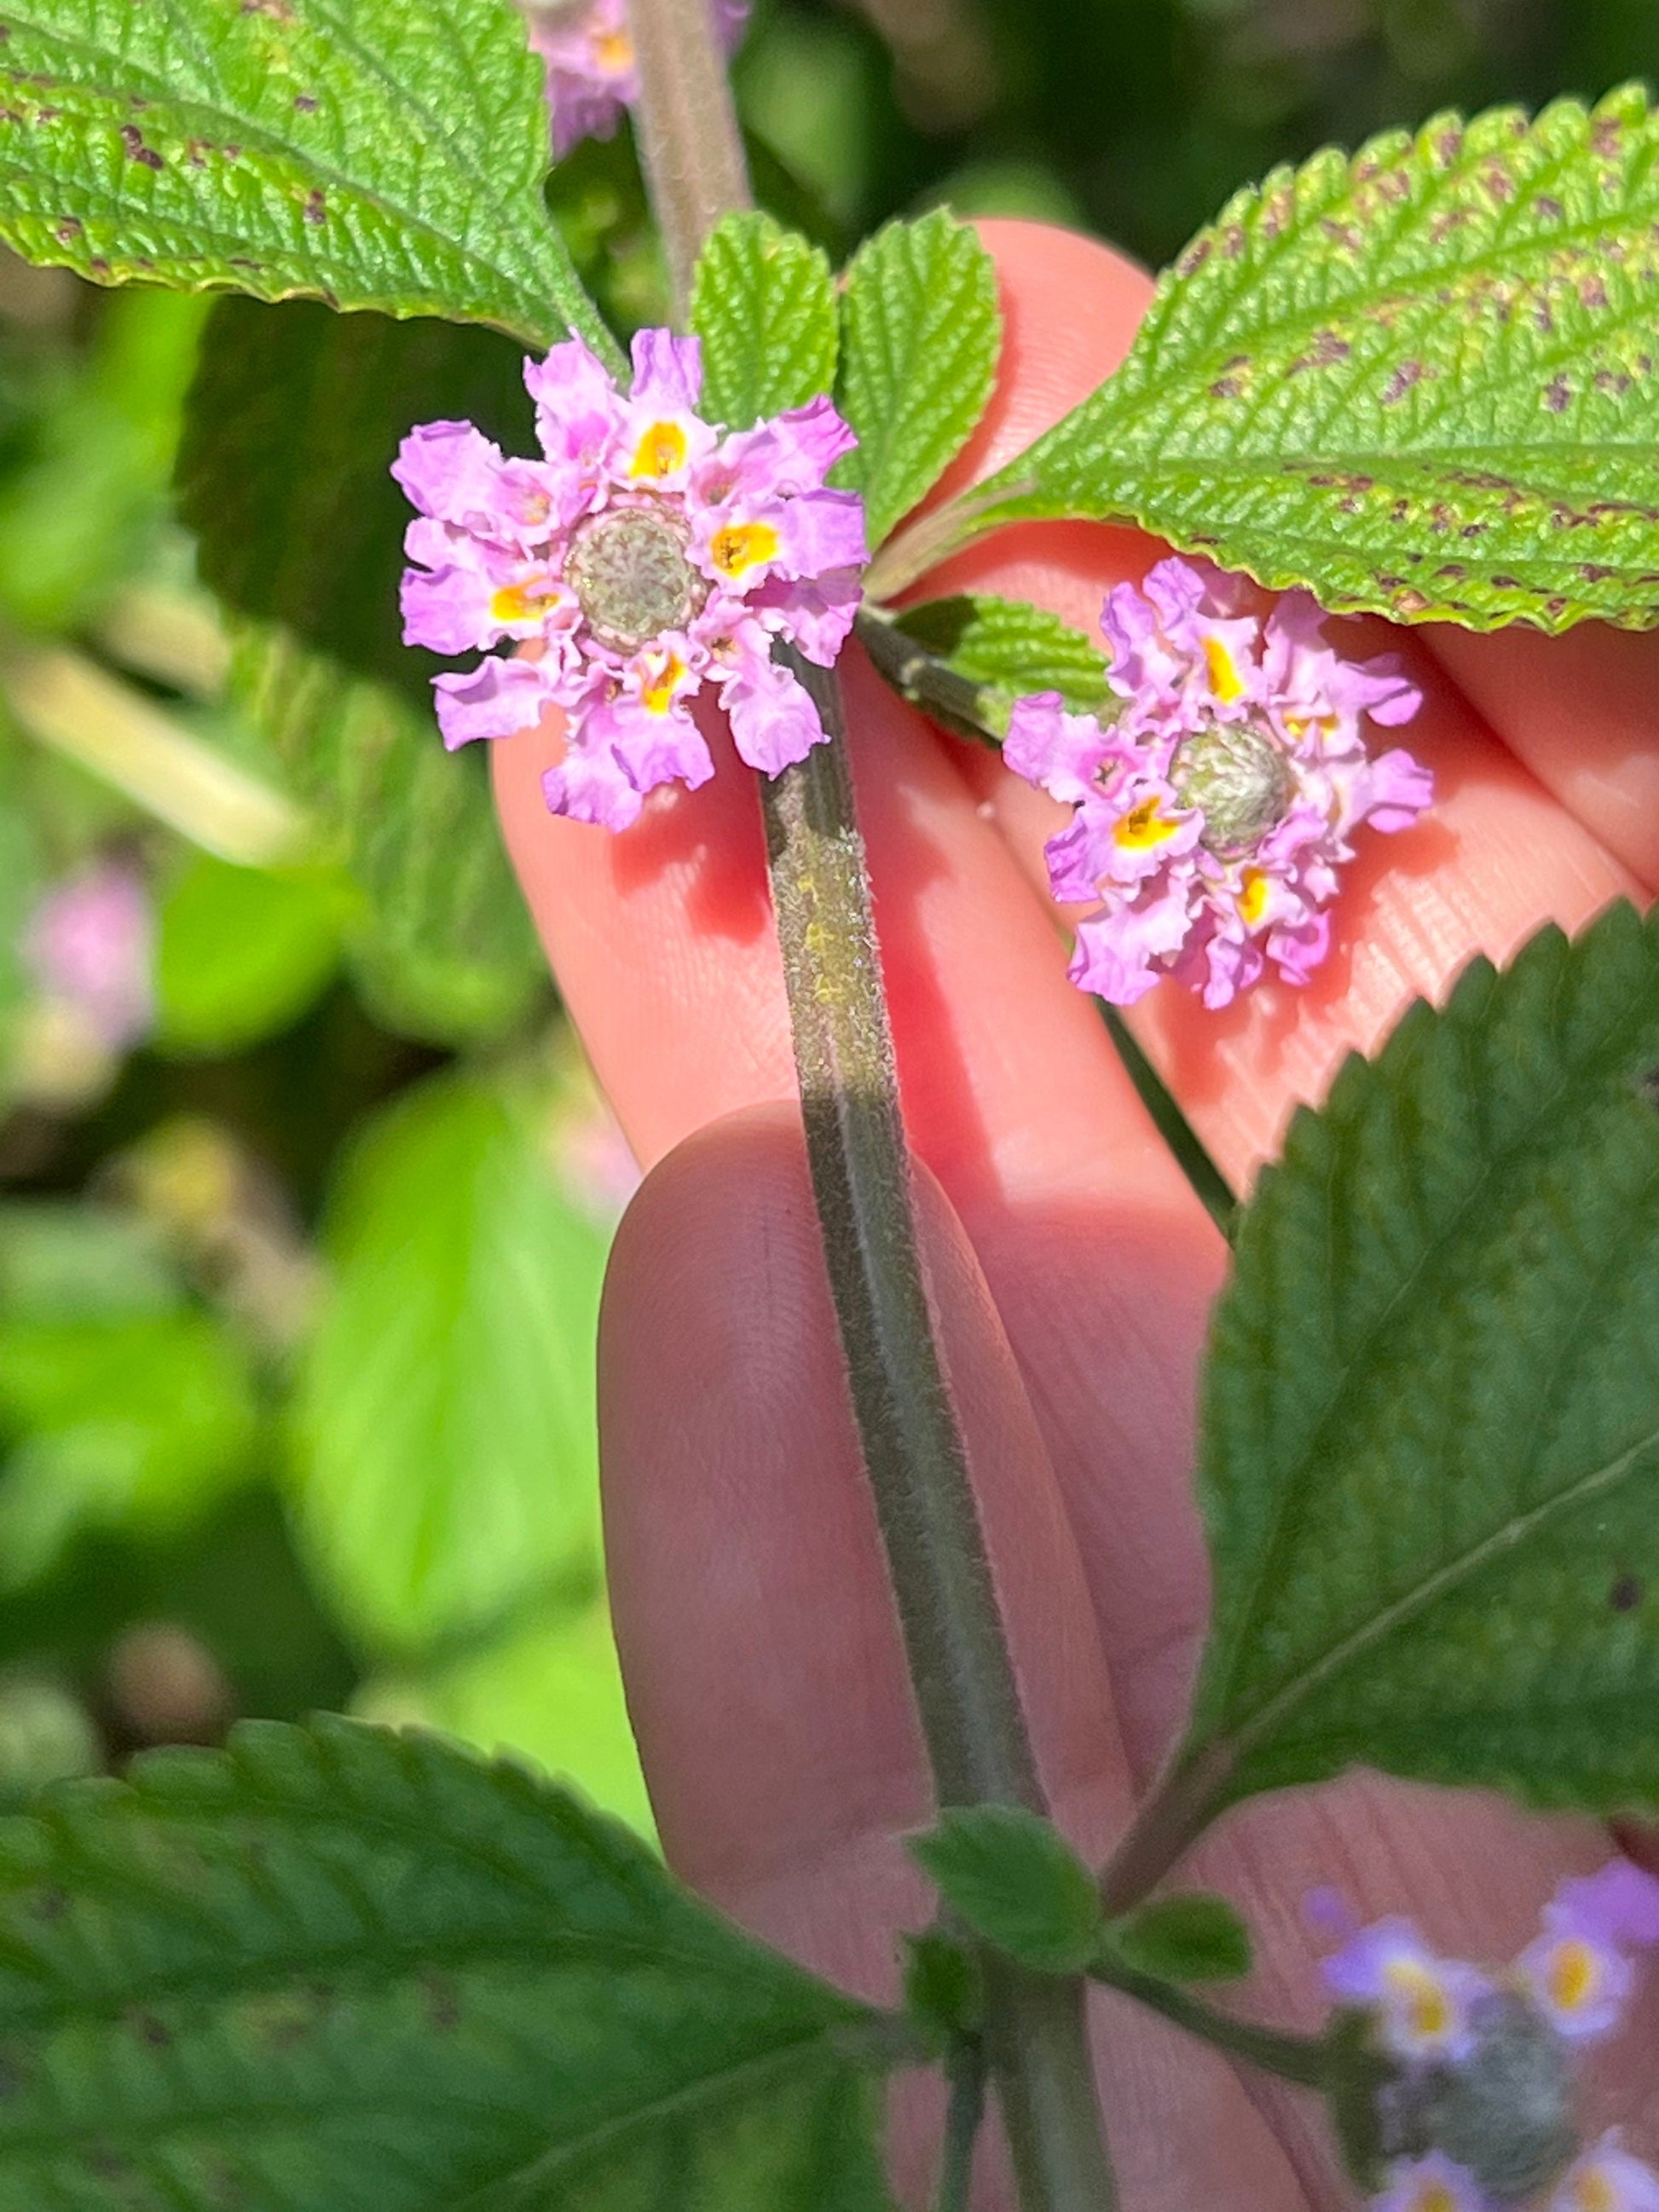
left=0, top=0, right=606, bottom=350
left=893, top=595, right=1112, bottom=721
left=973, top=85, right=1659, bottom=632
left=1182, top=904, right=1659, bottom=1819
left=0, top=1718, right=897, bottom=2212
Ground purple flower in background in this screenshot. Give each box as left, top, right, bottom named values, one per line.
left=23, top=863, right=153, bottom=1054
left=394, top=329, right=866, bottom=831
left=1004, top=557, right=1431, bottom=1009
left=523, top=0, right=750, bottom=160
left=1312, top=1863, right=1659, bottom=2212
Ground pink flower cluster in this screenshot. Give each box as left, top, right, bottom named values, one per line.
left=1317, top=1862, right=1659, bottom=2212
left=1004, top=558, right=1431, bottom=1009
left=523, top=0, right=749, bottom=160
left=395, top=328, right=866, bottom=831
left=23, top=863, right=153, bottom=1054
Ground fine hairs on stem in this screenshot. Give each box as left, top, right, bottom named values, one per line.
left=624, top=2, right=1119, bottom=2204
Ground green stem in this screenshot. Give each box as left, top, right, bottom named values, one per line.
left=933, top=2037, right=986, bottom=2212
left=1091, top=1963, right=1330, bottom=2091
left=853, top=604, right=1005, bottom=746
left=1099, top=1744, right=1237, bottom=1917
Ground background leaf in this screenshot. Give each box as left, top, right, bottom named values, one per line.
left=291, top=1072, right=608, bottom=1659
left=1171, top=903, right=1659, bottom=1832
left=153, top=853, right=349, bottom=1057
left=1100, top=1895, right=1251, bottom=1984
left=834, top=209, right=1001, bottom=549
left=0, top=1718, right=899, bottom=2212
left=0, top=0, right=610, bottom=352
left=963, top=86, right=1659, bottom=632
left=909, top=1805, right=1102, bottom=1974
left=690, top=211, right=839, bottom=430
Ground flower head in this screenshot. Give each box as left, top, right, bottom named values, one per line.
left=395, top=329, right=866, bottom=831
left=1003, top=557, right=1431, bottom=1008
left=523, top=0, right=749, bottom=159
left=22, top=863, right=153, bottom=1054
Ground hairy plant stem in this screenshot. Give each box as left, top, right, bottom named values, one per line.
left=1090, top=1964, right=1330, bottom=2092
left=626, top=4, right=1118, bottom=2203
left=934, top=2037, right=987, bottom=2212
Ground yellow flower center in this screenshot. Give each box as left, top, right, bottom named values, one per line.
left=1113, top=796, right=1179, bottom=852
left=489, top=580, right=559, bottom=626
left=592, top=27, right=633, bottom=73
left=1546, top=1939, right=1601, bottom=2017
left=1572, top=2170, right=1617, bottom=2212
left=1384, top=1959, right=1453, bottom=2044
left=1415, top=2187, right=1460, bottom=2212
left=1238, top=867, right=1270, bottom=928
left=1204, top=634, right=1246, bottom=702
left=639, top=650, right=686, bottom=716
left=629, top=419, right=689, bottom=480
left=709, top=521, right=782, bottom=580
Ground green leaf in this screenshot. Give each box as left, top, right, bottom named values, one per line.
left=229, top=627, right=545, bottom=1045
left=909, top=1806, right=1101, bottom=1974
left=0, top=0, right=612, bottom=355
left=178, top=297, right=537, bottom=704
left=356, top=1596, right=654, bottom=1841
left=292, top=1072, right=609, bottom=1658
left=1100, top=1895, right=1252, bottom=1984
left=0, top=1309, right=258, bottom=1590
left=870, top=595, right=1113, bottom=740
left=1171, top=903, right=1659, bottom=1828
left=0, top=1716, right=899, bottom=2211
left=0, top=1202, right=176, bottom=1322
left=690, top=211, right=839, bottom=430
left=835, top=209, right=1001, bottom=550
left=154, top=853, right=349, bottom=1055
left=900, top=1928, right=983, bottom=2048
left=963, top=87, right=1659, bottom=632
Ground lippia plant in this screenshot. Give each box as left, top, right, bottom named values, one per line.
left=3, top=0, right=1659, bottom=2204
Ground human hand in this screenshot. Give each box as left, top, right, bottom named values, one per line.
left=490, top=221, right=1659, bottom=2209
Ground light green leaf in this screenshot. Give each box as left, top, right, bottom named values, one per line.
left=0, top=0, right=612, bottom=354
left=691, top=211, right=839, bottom=430
left=867, top=595, right=1113, bottom=740
left=1171, top=903, right=1659, bottom=1830
left=0, top=1308, right=258, bottom=1589
left=0, top=1201, right=176, bottom=1320
left=155, top=852, right=349, bottom=1055
left=962, top=86, right=1659, bottom=632
left=230, top=627, right=545, bottom=1045
left=1100, top=1895, right=1251, bottom=1984
left=909, top=1805, right=1101, bottom=1975
left=0, top=1717, right=900, bottom=2212
left=356, top=1596, right=653, bottom=1841
left=292, top=1072, right=609, bottom=1658
left=835, top=209, right=1001, bottom=549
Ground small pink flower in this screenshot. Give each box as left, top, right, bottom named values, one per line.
left=1321, top=1915, right=1491, bottom=2068
left=1373, top=2151, right=1488, bottom=2212
left=22, top=863, right=153, bottom=1053
left=1519, top=1861, right=1659, bottom=2043
left=395, top=332, right=866, bottom=831
left=1004, top=557, right=1431, bottom=1008
left=523, top=0, right=749, bottom=159
left=1551, top=2134, right=1659, bottom=2212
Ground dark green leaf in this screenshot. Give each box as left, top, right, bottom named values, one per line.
left=900, top=1927, right=983, bottom=2048
left=292, top=1073, right=608, bottom=1658
left=154, top=853, right=348, bottom=1055
left=691, top=211, right=838, bottom=430
left=873, top=594, right=1113, bottom=738
left=228, top=627, right=544, bottom=1044
left=909, top=1806, right=1101, bottom=1974
left=178, top=296, right=536, bottom=702
left=1171, top=903, right=1659, bottom=1829
left=835, top=210, right=1001, bottom=549
left=960, top=87, right=1659, bottom=632
left=0, top=1717, right=899, bottom=2210
left=0, top=0, right=611, bottom=353
left=1100, top=1894, right=1252, bottom=1984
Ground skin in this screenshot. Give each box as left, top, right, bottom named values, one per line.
left=490, top=221, right=1659, bottom=2208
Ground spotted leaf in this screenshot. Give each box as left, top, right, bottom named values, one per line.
left=950, top=87, right=1659, bottom=632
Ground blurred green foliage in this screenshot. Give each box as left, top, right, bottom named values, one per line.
left=0, top=0, right=1655, bottom=1838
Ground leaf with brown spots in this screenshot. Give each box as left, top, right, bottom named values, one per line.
left=0, top=1718, right=900, bottom=2212
left=927, top=85, right=1659, bottom=632
left=0, top=0, right=614, bottom=360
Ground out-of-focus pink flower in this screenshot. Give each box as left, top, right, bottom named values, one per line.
left=1321, top=1915, right=1490, bottom=2068
left=1373, top=2152, right=1488, bottom=2212
left=22, top=863, right=153, bottom=1053
left=1519, top=1860, right=1659, bottom=2043
left=1004, top=557, right=1431, bottom=1008
left=1550, top=2135, right=1659, bottom=2212
left=523, top=0, right=749, bottom=159
left=395, top=330, right=865, bottom=831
